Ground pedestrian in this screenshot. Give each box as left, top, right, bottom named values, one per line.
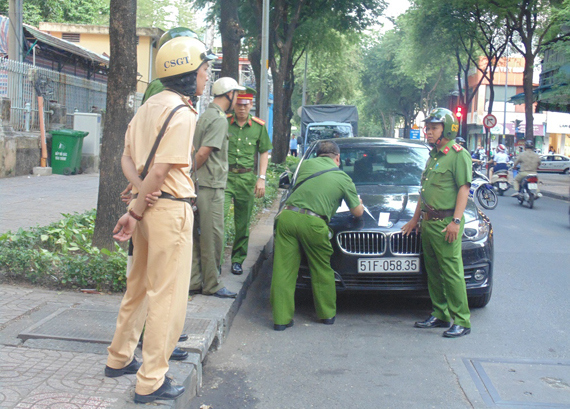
left=511, top=139, right=541, bottom=196
left=290, top=134, right=298, bottom=157
left=190, top=77, right=245, bottom=298
left=402, top=107, right=472, bottom=338
left=105, top=37, right=216, bottom=404
left=225, top=89, right=273, bottom=276
left=141, top=27, right=200, bottom=104
left=270, top=140, right=362, bottom=330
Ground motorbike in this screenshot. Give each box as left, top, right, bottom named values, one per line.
left=469, top=170, right=498, bottom=210
left=517, top=174, right=540, bottom=209
left=491, top=169, right=510, bottom=196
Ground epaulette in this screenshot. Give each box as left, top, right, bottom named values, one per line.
left=226, top=113, right=233, bottom=118
left=252, top=116, right=266, bottom=126
left=442, top=146, right=450, bottom=155
left=452, top=144, right=463, bottom=152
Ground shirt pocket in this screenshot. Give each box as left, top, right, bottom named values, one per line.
left=431, top=166, right=454, bottom=189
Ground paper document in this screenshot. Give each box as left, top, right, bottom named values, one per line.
left=378, top=212, right=390, bottom=227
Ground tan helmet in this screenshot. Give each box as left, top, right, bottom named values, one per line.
left=156, top=37, right=217, bottom=79
left=212, top=77, right=245, bottom=96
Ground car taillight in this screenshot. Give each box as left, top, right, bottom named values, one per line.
left=499, top=174, right=508, bottom=179
left=527, top=176, right=538, bottom=183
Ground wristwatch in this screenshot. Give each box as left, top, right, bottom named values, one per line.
left=258, top=175, right=266, bottom=180
left=452, top=217, right=461, bottom=225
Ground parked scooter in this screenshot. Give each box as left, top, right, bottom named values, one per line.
left=516, top=173, right=540, bottom=209
left=491, top=169, right=510, bottom=196
left=469, top=170, right=498, bottom=210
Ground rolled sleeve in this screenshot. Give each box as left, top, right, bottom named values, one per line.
left=454, top=151, right=472, bottom=188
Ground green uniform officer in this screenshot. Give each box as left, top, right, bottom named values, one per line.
left=225, top=90, right=273, bottom=275
left=270, top=140, right=363, bottom=331
left=190, top=77, right=245, bottom=299
left=402, top=107, right=472, bottom=338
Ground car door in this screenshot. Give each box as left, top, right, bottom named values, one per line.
left=539, top=155, right=550, bottom=171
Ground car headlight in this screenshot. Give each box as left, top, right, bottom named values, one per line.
left=463, top=219, right=489, bottom=241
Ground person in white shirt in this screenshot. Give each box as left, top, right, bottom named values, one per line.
left=489, top=144, right=509, bottom=180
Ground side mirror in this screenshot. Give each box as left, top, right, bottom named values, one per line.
left=279, top=171, right=291, bottom=189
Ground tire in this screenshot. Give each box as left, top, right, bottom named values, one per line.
left=468, top=290, right=492, bottom=308
left=563, top=167, right=569, bottom=174
left=528, top=193, right=534, bottom=209
left=498, top=187, right=504, bottom=196
left=477, top=186, right=498, bottom=210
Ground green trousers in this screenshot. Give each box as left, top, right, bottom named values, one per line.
left=224, top=172, right=257, bottom=264
left=421, top=218, right=471, bottom=328
left=270, top=210, right=336, bottom=325
left=191, top=186, right=225, bottom=294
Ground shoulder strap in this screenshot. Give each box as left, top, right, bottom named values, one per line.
left=292, top=167, right=339, bottom=192
left=140, top=104, right=188, bottom=180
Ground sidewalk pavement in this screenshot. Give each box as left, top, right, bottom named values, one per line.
left=0, top=173, right=278, bottom=408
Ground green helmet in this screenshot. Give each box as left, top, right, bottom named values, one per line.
left=424, top=108, right=459, bottom=140
left=158, top=27, right=199, bottom=49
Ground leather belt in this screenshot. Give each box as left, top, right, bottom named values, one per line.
left=229, top=167, right=253, bottom=174
left=284, top=205, right=326, bottom=221
left=132, top=191, right=193, bottom=205
left=421, top=209, right=454, bottom=221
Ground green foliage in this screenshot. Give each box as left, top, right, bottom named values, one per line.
left=0, top=210, right=127, bottom=292
left=0, top=0, right=110, bottom=27
left=137, top=0, right=199, bottom=31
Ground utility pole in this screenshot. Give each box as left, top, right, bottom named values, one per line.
left=259, top=0, right=269, bottom=121
left=8, top=0, right=23, bottom=62
left=502, top=46, right=509, bottom=146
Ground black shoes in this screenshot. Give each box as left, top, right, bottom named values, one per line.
left=414, top=316, right=451, bottom=329
left=134, top=377, right=185, bottom=404
left=211, top=287, right=237, bottom=298
left=178, top=334, right=188, bottom=342
left=231, top=262, right=243, bottom=275
left=274, top=320, right=294, bottom=331
left=321, top=316, right=336, bottom=325
left=169, top=347, right=188, bottom=361
left=104, top=357, right=141, bottom=377
left=189, top=288, right=202, bottom=295
left=443, top=324, right=471, bottom=338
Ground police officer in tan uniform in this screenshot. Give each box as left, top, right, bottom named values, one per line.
left=512, top=139, right=541, bottom=195
left=105, top=37, right=216, bottom=404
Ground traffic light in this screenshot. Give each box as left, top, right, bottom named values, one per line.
left=454, top=105, right=464, bottom=120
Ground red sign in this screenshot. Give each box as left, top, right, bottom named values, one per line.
left=483, top=114, right=497, bottom=129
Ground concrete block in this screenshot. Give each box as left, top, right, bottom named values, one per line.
left=33, top=167, right=52, bottom=176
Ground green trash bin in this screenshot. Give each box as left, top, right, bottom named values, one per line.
left=49, top=129, right=89, bottom=175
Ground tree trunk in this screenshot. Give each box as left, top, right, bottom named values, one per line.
left=522, top=50, right=535, bottom=143
left=219, top=0, right=243, bottom=80
left=92, top=0, right=137, bottom=250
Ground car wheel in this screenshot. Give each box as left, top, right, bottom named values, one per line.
left=468, top=290, right=492, bottom=308
left=563, top=167, right=569, bottom=174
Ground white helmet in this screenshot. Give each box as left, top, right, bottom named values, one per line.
left=212, top=77, right=245, bottom=96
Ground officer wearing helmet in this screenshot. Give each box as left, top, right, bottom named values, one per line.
left=142, top=27, right=200, bottom=104
left=190, top=77, right=245, bottom=298
left=106, top=36, right=216, bottom=404
left=402, top=107, right=472, bottom=338
left=512, top=139, right=541, bottom=196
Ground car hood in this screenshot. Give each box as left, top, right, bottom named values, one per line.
left=331, top=185, right=479, bottom=229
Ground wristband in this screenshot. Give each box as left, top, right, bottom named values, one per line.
left=259, top=175, right=266, bottom=180
left=129, top=209, right=143, bottom=221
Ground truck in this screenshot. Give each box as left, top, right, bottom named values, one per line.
left=299, top=105, right=358, bottom=154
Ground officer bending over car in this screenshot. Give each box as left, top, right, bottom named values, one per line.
left=270, top=140, right=363, bottom=331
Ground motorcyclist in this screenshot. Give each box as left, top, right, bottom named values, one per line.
left=512, top=140, right=541, bottom=197
left=489, top=144, right=509, bottom=181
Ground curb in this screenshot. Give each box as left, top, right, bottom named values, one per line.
left=541, top=190, right=570, bottom=202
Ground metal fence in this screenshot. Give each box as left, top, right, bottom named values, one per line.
left=0, top=58, right=144, bottom=132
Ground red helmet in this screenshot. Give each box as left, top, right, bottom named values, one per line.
left=497, top=144, right=506, bottom=152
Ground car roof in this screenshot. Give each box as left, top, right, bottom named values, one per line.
left=327, top=137, right=429, bottom=149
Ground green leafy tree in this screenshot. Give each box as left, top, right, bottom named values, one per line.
left=137, top=0, right=198, bottom=30
left=0, top=0, right=110, bottom=27
left=489, top=0, right=562, bottom=141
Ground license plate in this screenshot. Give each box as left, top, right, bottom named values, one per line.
left=358, top=257, right=420, bottom=273
left=499, top=183, right=507, bottom=189
left=528, top=183, right=537, bottom=189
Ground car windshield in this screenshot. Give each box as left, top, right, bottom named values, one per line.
left=306, top=125, right=352, bottom=144
left=307, top=144, right=430, bottom=186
